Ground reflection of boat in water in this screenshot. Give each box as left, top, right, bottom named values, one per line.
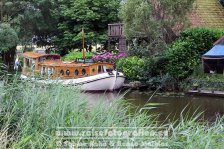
left=21, top=52, right=125, bottom=91
left=83, top=91, right=122, bottom=106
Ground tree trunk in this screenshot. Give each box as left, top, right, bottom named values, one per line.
left=1, top=46, right=16, bottom=71
left=163, top=26, right=178, bottom=43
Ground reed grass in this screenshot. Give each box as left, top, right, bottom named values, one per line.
left=0, top=75, right=155, bottom=148
left=0, top=73, right=224, bottom=148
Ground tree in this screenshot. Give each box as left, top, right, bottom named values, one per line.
left=0, top=0, right=59, bottom=65
left=1, top=0, right=59, bottom=48
left=0, top=0, right=41, bottom=69
left=52, top=0, right=121, bottom=55
left=28, top=0, right=59, bottom=48
left=0, top=23, right=18, bottom=69
left=120, top=0, right=194, bottom=54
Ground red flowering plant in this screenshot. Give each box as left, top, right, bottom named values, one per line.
left=92, top=52, right=127, bottom=63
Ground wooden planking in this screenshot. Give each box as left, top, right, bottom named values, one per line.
left=108, top=23, right=124, bottom=37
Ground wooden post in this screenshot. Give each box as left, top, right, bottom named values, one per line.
left=82, top=28, right=85, bottom=59
left=118, top=36, right=127, bottom=53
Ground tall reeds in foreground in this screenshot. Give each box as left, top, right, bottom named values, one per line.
left=0, top=76, right=154, bottom=148
left=0, top=73, right=224, bottom=148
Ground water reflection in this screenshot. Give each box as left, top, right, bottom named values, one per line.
left=125, top=91, right=224, bottom=122
left=84, top=90, right=224, bottom=122
left=83, top=91, right=122, bottom=106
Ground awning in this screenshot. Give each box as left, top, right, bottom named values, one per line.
left=203, top=45, right=224, bottom=57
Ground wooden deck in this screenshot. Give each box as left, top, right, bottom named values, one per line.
left=187, top=90, right=224, bottom=97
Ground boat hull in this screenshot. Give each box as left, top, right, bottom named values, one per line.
left=21, top=71, right=125, bottom=91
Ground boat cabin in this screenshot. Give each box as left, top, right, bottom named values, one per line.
left=22, top=52, right=114, bottom=79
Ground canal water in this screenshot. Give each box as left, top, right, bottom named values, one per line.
left=84, top=90, right=224, bottom=122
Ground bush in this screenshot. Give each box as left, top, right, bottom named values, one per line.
left=148, top=74, right=177, bottom=91
left=117, top=56, right=150, bottom=80
left=117, top=55, right=170, bottom=81
left=166, top=27, right=224, bottom=80
left=127, top=46, right=152, bottom=57
left=179, top=27, right=224, bottom=54
left=166, top=40, right=199, bottom=79
left=150, top=56, right=169, bottom=76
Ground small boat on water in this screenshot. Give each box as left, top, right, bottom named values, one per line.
left=21, top=52, right=125, bottom=91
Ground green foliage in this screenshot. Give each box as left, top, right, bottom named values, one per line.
left=150, top=56, right=169, bottom=76
left=186, top=65, right=224, bottom=91
left=0, top=63, right=8, bottom=79
left=179, top=27, right=224, bottom=54
left=148, top=74, right=177, bottom=91
left=2, top=0, right=120, bottom=55
left=117, top=56, right=149, bottom=80
left=1, top=0, right=46, bottom=45
left=166, top=27, right=224, bottom=80
left=0, top=77, right=153, bottom=148
left=166, top=40, right=198, bottom=79
left=117, top=55, right=170, bottom=82
left=120, top=0, right=194, bottom=47
left=0, top=23, right=18, bottom=52
left=53, top=0, right=120, bottom=53
left=63, top=51, right=94, bottom=61
left=127, top=46, right=154, bottom=57
left=169, top=112, right=224, bottom=148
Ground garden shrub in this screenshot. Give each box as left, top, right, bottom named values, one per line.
left=166, top=40, right=199, bottom=79
left=179, top=27, right=224, bottom=54
left=148, top=74, right=177, bottom=91
left=117, top=56, right=150, bottom=80
left=118, top=28, right=224, bottom=81
left=166, top=27, right=224, bottom=80
left=150, top=56, right=169, bottom=76
left=127, top=46, right=152, bottom=57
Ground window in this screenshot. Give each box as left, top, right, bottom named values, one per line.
left=31, top=64, right=35, bottom=70
left=75, top=69, right=79, bottom=76
left=66, top=70, right=70, bottom=76
left=26, top=58, right=29, bottom=67
left=41, top=67, right=46, bottom=75
left=103, top=65, right=107, bottom=72
left=60, top=70, right=64, bottom=75
left=92, top=68, right=95, bottom=72
left=48, top=68, right=53, bottom=76
left=98, top=65, right=101, bottom=73
left=82, top=69, right=86, bottom=75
